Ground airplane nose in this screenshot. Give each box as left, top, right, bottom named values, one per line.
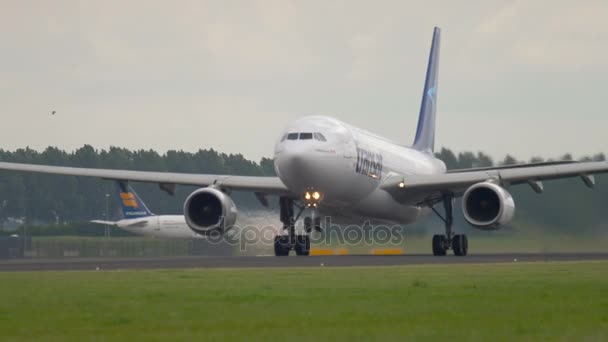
left=274, top=147, right=316, bottom=193
left=275, top=149, right=306, bottom=179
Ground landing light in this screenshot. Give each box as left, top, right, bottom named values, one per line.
left=303, top=190, right=323, bottom=207
left=398, top=182, right=405, bottom=188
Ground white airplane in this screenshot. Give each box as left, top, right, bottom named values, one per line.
left=1, top=27, right=607, bottom=256
left=91, top=181, right=202, bottom=239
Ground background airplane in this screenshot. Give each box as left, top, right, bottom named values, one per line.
left=92, top=181, right=202, bottom=239
left=2, top=27, right=608, bottom=257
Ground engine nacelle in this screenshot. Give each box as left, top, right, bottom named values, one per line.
left=183, top=187, right=237, bottom=235
left=462, top=181, right=515, bottom=230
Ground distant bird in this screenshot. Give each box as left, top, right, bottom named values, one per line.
left=51, top=110, right=56, bottom=115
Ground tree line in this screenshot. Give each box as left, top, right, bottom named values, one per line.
left=0, top=145, right=606, bottom=234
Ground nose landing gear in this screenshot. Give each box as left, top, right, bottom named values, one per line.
left=302, top=189, right=323, bottom=235
left=431, top=193, right=468, bottom=256
left=274, top=197, right=315, bottom=256
left=274, top=197, right=321, bottom=256
left=303, top=216, right=322, bottom=233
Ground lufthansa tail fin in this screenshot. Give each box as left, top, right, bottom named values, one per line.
left=116, top=181, right=154, bottom=219
left=412, top=27, right=441, bottom=153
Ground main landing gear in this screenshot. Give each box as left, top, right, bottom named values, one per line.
left=274, top=197, right=318, bottom=256
left=431, top=193, right=468, bottom=256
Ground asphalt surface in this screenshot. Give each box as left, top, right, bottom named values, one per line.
left=0, top=253, right=606, bottom=271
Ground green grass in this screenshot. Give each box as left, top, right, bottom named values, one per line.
left=28, top=236, right=191, bottom=258
left=0, top=262, right=607, bottom=341
left=26, top=236, right=234, bottom=258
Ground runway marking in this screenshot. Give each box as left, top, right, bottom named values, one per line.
left=310, top=248, right=349, bottom=256
left=371, top=248, right=404, bottom=255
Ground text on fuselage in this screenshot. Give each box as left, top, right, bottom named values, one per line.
left=355, top=147, right=383, bottom=179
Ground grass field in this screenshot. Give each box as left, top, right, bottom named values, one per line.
left=0, top=262, right=607, bottom=341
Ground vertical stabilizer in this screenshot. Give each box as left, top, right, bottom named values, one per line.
left=116, top=181, right=154, bottom=218
left=412, top=27, right=441, bottom=153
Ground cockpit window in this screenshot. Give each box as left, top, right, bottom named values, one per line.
left=285, top=132, right=326, bottom=142
left=314, top=133, right=327, bottom=142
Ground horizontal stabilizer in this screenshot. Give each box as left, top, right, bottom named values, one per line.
left=90, top=220, right=117, bottom=226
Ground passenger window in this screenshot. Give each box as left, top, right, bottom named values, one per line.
left=316, top=133, right=327, bottom=142
left=299, top=133, right=313, bottom=140
left=287, top=133, right=298, bottom=140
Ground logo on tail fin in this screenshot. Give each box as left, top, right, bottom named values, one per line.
left=426, top=86, right=437, bottom=116
left=115, top=181, right=153, bottom=218
left=120, top=192, right=140, bottom=208
left=427, top=86, right=436, bottom=103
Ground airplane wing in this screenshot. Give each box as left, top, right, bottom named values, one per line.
left=0, top=162, right=290, bottom=195
left=381, top=161, right=608, bottom=205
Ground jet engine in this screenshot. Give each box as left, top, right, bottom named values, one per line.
left=183, top=187, right=237, bottom=234
left=461, top=181, right=515, bottom=230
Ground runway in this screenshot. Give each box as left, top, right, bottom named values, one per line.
left=0, top=253, right=607, bottom=271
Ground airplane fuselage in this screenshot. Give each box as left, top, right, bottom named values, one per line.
left=115, top=215, right=203, bottom=239
left=274, top=116, right=446, bottom=225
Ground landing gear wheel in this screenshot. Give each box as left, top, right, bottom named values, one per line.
left=432, top=235, right=447, bottom=256
left=278, top=197, right=313, bottom=256
left=294, top=235, right=310, bottom=256
left=452, top=234, right=468, bottom=256
left=313, top=217, right=322, bottom=232
left=430, top=193, right=468, bottom=256
left=277, top=197, right=297, bottom=257
left=304, top=217, right=313, bottom=233
left=304, top=215, right=322, bottom=234
left=274, top=236, right=291, bottom=256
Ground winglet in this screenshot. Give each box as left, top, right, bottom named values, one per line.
left=412, top=27, right=441, bottom=153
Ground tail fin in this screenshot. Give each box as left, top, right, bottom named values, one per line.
left=116, top=181, right=154, bottom=218
left=412, top=27, right=441, bottom=153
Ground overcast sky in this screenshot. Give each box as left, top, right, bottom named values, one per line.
left=1, top=0, right=607, bottom=162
